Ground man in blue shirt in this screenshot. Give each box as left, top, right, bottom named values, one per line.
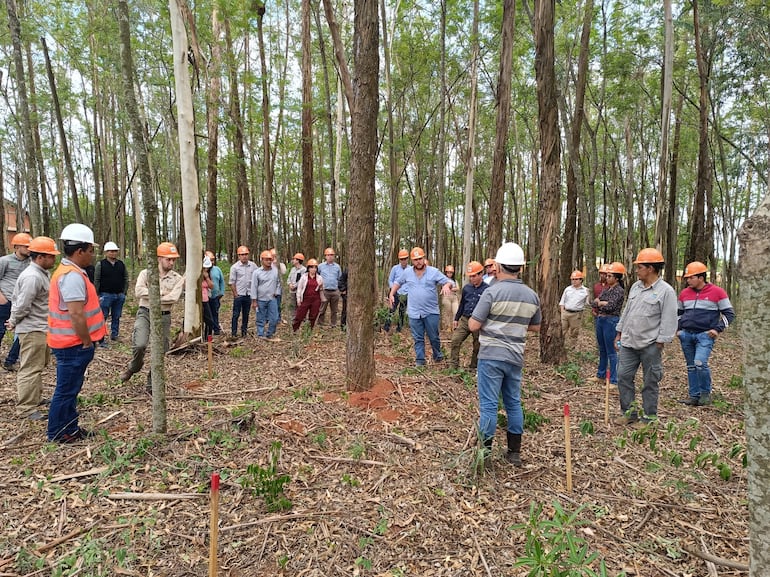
left=317, top=247, right=343, bottom=327
left=205, top=250, right=225, bottom=335
left=449, top=261, right=488, bottom=369
left=388, top=247, right=454, bottom=366
left=383, top=249, right=410, bottom=333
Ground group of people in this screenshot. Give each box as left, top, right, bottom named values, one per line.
left=557, top=248, right=735, bottom=428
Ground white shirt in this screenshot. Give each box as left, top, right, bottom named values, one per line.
left=559, top=284, right=590, bottom=312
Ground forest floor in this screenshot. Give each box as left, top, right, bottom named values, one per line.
left=0, top=298, right=748, bottom=577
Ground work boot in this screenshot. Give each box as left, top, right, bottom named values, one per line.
left=698, top=394, right=712, bottom=406
left=679, top=397, right=700, bottom=406
left=120, top=369, right=134, bottom=383
left=505, top=432, right=522, bottom=467
left=482, top=437, right=494, bottom=469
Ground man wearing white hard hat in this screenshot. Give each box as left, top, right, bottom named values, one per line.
left=469, top=242, right=541, bottom=468
left=47, top=223, right=106, bottom=442
left=94, top=241, right=129, bottom=343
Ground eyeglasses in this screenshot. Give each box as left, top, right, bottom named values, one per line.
left=399, top=257, right=408, bottom=260
left=237, top=253, right=248, bottom=256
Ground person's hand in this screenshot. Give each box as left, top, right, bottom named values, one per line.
left=452, top=320, right=458, bottom=329
left=656, top=342, right=665, bottom=350
left=388, top=294, right=395, bottom=307
left=4, top=320, right=14, bottom=330
left=707, top=329, right=718, bottom=339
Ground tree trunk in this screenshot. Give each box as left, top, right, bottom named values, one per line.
left=737, top=191, right=770, bottom=575
left=170, top=0, right=203, bottom=338
left=435, top=0, right=447, bottom=265
left=117, top=0, right=165, bottom=433
left=534, top=0, right=565, bottom=365
left=461, top=0, right=480, bottom=277
left=205, top=5, right=223, bottom=253
left=380, top=0, right=400, bottom=266
left=301, top=0, right=314, bottom=259
left=5, top=0, right=41, bottom=235
left=655, top=0, right=673, bottom=251
left=41, top=36, right=83, bottom=225
left=486, top=0, right=515, bottom=255
left=665, top=93, right=684, bottom=283
left=256, top=1, right=275, bottom=248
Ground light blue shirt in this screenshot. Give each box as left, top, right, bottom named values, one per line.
left=318, top=261, right=342, bottom=290
left=250, top=266, right=281, bottom=301
left=388, top=263, right=410, bottom=295
left=394, top=266, right=453, bottom=318
left=209, top=265, right=225, bottom=299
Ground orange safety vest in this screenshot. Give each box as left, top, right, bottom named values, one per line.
left=47, top=262, right=106, bottom=348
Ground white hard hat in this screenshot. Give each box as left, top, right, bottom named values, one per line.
left=494, top=242, right=526, bottom=266
left=103, top=241, right=119, bottom=251
left=203, top=256, right=212, bottom=268
left=60, top=223, right=95, bottom=244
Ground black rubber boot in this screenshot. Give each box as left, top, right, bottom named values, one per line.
left=506, top=432, right=522, bottom=467
left=482, top=437, right=494, bottom=469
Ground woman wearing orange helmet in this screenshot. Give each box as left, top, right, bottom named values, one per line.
left=592, top=262, right=626, bottom=385
left=293, top=259, right=324, bottom=332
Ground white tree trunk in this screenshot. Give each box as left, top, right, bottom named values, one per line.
left=169, top=0, right=202, bottom=335
left=461, top=0, right=479, bottom=282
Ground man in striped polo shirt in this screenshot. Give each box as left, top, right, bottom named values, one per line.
left=469, top=243, right=541, bottom=468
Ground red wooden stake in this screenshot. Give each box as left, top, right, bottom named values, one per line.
left=604, top=368, right=610, bottom=425
left=564, top=404, right=573, bottom=492
left=209, top=473, right=220, bottom=577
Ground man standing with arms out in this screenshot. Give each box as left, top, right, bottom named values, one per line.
left=677, top=261, right=735, bottom=407
left=0, top=232, right=32, bottom=371
left=449, top=261, right=487, bottom=370
left=318, top=247, right=342, bottom=327
left=94, top=241, right=129, bottom=343
left=469, top=243, right=540, bottom=467
left=47, top=224, right=106, bottom=443
left=559, top=270, right=590, bottom=351
left=388, top=247, right=454, bottom=366
left=230, top=246, right=257, bottom=338
left=9, top=237, right=58, bottom=421
left=251, top=250, right=281, bottom=340
left=205, top=250, right=225, bottom=335
left=120, top=243, right=184, bottom=387
left=286, top=253, right=306, bottom=321
left=614, top=248, right=678, bottom=427
left=383, top=249, right=410, bottom=333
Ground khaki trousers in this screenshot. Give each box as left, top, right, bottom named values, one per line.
left=16, top=331, right=49, bottom=417
left=560, top=309, right=583, bottom=349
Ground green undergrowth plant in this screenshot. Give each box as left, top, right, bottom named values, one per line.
left=524, top=408, right=550, bottom=432
left=556, top=361, right=582, bottom=386
left=239, top=441, right=292, bottom=512
left=510, top=501, right=621, bottom=577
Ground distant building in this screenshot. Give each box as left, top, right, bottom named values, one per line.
left=3, top=201, right=31, bottom=249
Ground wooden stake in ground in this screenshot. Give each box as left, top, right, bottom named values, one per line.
left=604, top=368, right=610, bottom=425
left=207, top=335, right=213, bottom=379
left=564, top=404, right=573, bottom=492
left=209, top=473, right=220, bottom=577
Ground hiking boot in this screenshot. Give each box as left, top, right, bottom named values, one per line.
left=3, top=362, right=19, bottom=372
left=26, top=410, right=45, bottom=421
left=54, top=428, right=96, bottom=444
left=120, top=370, right=134, bottom=383
left=612, top=414, right=637, bottom=426
left=630, top=417, right=658, bottom=430
left=698, top=394, right=712, bottom=406
left=679, top=397, right=700, bottom=406
left=506, top=432, right=523, bottom=467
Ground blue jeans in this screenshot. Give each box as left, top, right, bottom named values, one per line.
left=256, top=298, right=279, bottom=337
left=231, top=295, right=251, bottom=336
left=679, top=330, right=715, bottom=398
left=409, top=314, right=443, bottom=365
left=210, top=295, right=222, bottom=333
left=99, top=293, right=126, bottom=339
left=0, top=301, right=20, bottom=365
left=47, top=344, right=96, bottom=440
left=595, top=315, right=619, bottom=383
left=477, top=359, right=523, bottom=440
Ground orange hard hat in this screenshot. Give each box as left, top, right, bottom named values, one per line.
left=444, top=265, right=455, bottom=273
left=608, top=261, right=626, bottom=275
left=306, top=258, right=319, bottom=266
left=599, top=263, right=611, bottom=274
left=260, top=250, right=273, bottom=260
left=293, top=253, right=305, bottom=261
left=204, top=250, right=216, bottom=260
left=398, top=249, right=409, bottom=259
left=634, top=248, right=664, bottom=264
left=466, top=261, right=484, bottom=275
left=28, top=236, right=60, bottom=255
left=11, top=232, right=32, bottom=247
left=570, top=270, right=584, bottom=280
left=410, top=247, right=426, bottom=259
left=324, top=247, right=335, bottom=256
left=484, top=258, right=496, bottom=267
left=237, top=246, right=250, bottom=255
left=683, top=261, right=708, bottom=278
left=157, top=242, right=180, bottom=258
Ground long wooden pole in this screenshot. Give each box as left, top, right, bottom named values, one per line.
left=209, top=473, right=220, bottom=577
left=604, top=368, right=610, bottom=425
left=564, top=404, right=573, bottom=492
left=207, top=334, right=213, bottom=379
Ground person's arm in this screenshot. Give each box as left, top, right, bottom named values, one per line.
left=657, top=287, right=679, bottom=345
left=134, top=270, right=149, bottom=299
left=468, top=317, right=482, bottom=332
left=0, top=259, right=8, bottom=305
left=229, top=268, right=238, bottom=297
left=161, top=274, right=185, bottom=304
left=122, top=263, right=130, bottom=294
left=388, top=282, right=401, bottom=306
left=8, top=278, right=34, bottom=327
left=94, top=261, right=102, bottom=294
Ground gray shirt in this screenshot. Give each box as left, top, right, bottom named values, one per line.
left=616, top=277, right=678, bottom=349
left=229, top=260, right=258, bottom=297
left=9, top=261, right=50, bottom=333
left=250, top=267, right=280, bottom=301
left=0, top=253, right=30, bottom=300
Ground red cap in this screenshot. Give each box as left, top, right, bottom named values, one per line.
left=564, top=404, right=570, bottom=417
left=211, top=473, right=220, bottom=491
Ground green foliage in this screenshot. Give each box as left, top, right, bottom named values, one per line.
left=579, top=421, right=594, bottom=436
left=556, top=361, right=582, bottom=386
left=524, top=410, right=550, bottom=433
left=727, top=374, right=743, bottom=389
left=348, top=439, right=367, bottom=460
left=239, top=442, right=292, bottom=512
left=510, top=501, right=620, bottom=577
left=229, top=346, right=249, bottom=358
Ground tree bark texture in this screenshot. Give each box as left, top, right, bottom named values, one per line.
left=256, top=2, right=275, bottom=248
left=461, top=0, right=480, bottom=279
left=486, top=0, right=515, bottom=256
left=737, top=192, right=770, bottom=575
left=205, top=5, right=222, bottom=253
left=534, top=0, right=565, bottom=365
left=301, top=0, right=314, bottom=259
left=345, top=0, right=378, bottom=391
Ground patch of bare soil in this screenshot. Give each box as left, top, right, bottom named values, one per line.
left=0, top=303, right=748, bottom=576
